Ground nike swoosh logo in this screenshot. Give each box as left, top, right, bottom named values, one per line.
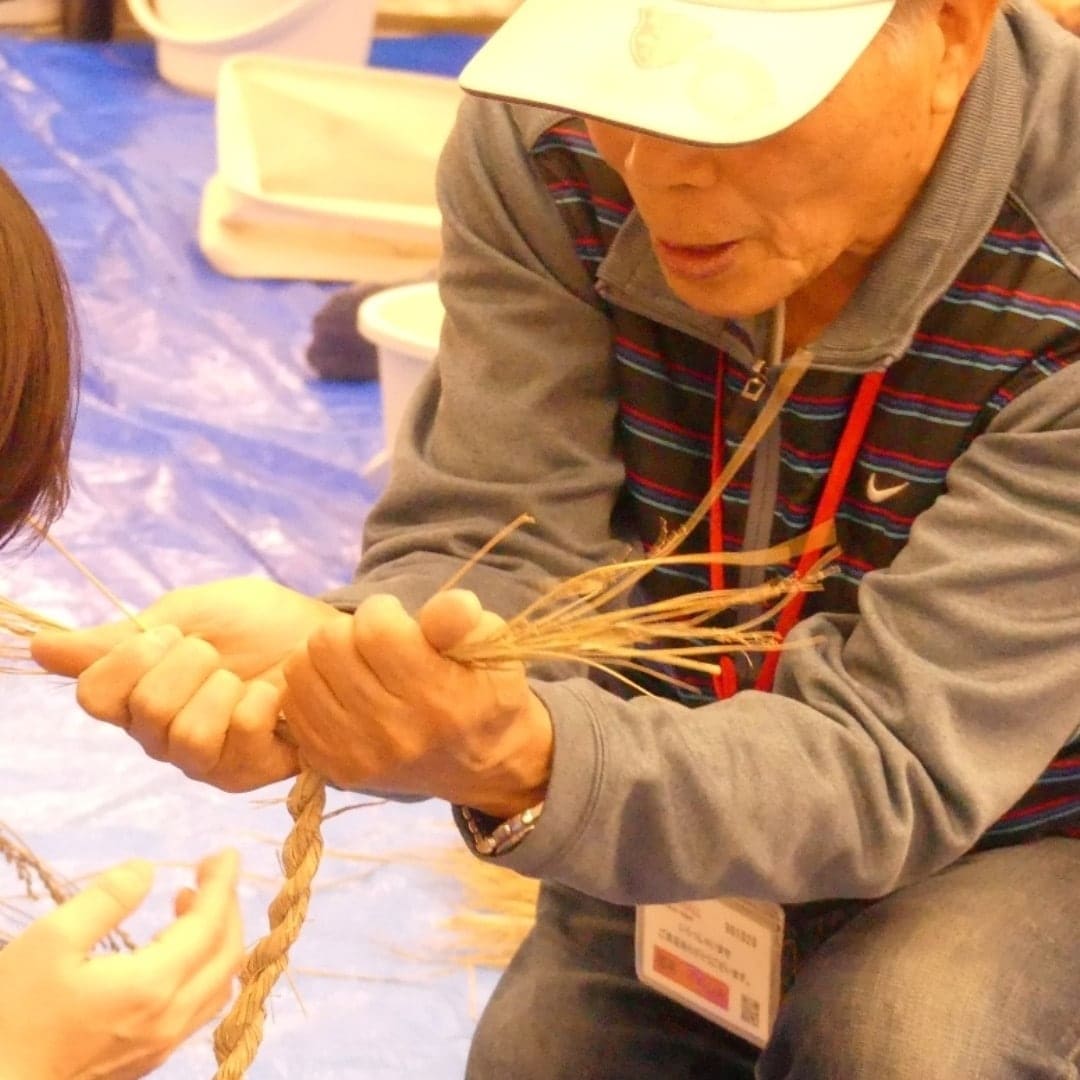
left=866, top=473, right=910, bottom=504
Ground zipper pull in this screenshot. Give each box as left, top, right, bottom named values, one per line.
left=742, top=301, right=785, bottom=402
left=741, top=357, right=768, bottom=401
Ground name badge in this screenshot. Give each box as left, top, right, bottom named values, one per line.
left=635, top=897, right=784, bottom=1048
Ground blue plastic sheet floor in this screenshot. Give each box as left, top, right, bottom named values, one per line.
left=0, top=32, right=498, bottom=1079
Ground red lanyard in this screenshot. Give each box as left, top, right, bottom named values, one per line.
left=709, top=354, right=885, bottom=698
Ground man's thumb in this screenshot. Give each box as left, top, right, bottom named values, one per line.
left=418, top=589, right=484, bottom=653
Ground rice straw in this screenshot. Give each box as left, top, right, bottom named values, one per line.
left=0, top=822, right=134, bottom=953
left=1, top=525, right=143, bottom=671
left=0, top=596, right=67, bottom=673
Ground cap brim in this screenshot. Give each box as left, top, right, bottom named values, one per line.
left=460, top=0, right=895, bottom=145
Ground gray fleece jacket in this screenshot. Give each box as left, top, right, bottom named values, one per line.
left=328, top=0, right=1080, bottom=907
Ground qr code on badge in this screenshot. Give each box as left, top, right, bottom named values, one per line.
left=740, top=994, right=760, bottom=1029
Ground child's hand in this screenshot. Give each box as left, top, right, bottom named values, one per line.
left=31, top=578, right=339, bottom=791
left=0, top=849, right=243, bottom=1080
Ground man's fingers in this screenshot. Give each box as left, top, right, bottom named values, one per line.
left=299, top=615, right=394, bottom=710
left=31, top=619, right=145, bottom=679
left=279, top=681, right=356, bottom=785
left=351, top=594, right=454, bottom=701
left=35, top=859, right=155, bottom=954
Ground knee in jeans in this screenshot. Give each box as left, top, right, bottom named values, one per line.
left=760, top=942, right=1037, bottom=1080
left=466, top=975, right=593, bottom=1080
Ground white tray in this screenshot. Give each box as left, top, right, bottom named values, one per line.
left=198, top=55, right=463, bottom=282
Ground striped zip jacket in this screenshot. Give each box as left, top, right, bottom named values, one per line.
left=339, top=0, right=1080, bottom=909
left=530, top=121, right=1080, bottom=852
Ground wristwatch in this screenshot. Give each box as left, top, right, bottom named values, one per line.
left=459, top=800, right=545, bottom=857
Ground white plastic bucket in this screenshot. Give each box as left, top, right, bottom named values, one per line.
left=127, top=0, right=377, bottom=97
left=358, top=281, right=445, bottom=451
left=153, top=0, right=278, bottom=35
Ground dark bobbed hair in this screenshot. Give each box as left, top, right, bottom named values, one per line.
left=0, top=168, right=78, bottom=548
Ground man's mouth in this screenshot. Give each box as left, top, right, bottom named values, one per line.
left=654, top=238, right=742, bottom=279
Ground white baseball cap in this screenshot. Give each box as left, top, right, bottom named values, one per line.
left=460, top=0, right=897, bottom=145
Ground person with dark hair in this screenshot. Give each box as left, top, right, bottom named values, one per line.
left=0, top=168, right=76, bottom=545
left=0, top=168, right=244, bottom=1080
left=33, top=0, right=1080, bottom=1075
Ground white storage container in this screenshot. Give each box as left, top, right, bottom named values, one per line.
left=358, top=281, right=444, bottom=454
left=126, top=0, right=377, bottom=97
left=199, top=54, right=462, bottom=283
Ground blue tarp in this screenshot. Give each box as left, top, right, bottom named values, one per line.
left=0, top=31, right=503, bottom=1079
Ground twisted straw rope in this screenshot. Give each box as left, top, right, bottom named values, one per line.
left=212, top=767, right=326, bottom=1079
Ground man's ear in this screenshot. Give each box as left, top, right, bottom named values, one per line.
left=930, top=0, right=1001, bottom=115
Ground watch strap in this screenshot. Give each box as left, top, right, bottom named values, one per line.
left=459, top=800, right=545, bottom=857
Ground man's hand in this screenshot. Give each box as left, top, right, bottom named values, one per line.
left=31, top=577, right=340, bottom=792
left=0, top=850, right=243, bottom=1080
left=281, top=589, right=554, bottom=817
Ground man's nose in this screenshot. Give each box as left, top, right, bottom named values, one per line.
left=623, top=130, right=722, bottom=191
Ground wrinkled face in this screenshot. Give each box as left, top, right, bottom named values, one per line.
left=585, top=18, right=952, bottom=319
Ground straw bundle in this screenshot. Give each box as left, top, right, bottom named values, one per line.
left=446, top=520, right=835, bottom=693
left=428, top=846, right=540, bottom=969
left=0, top=821, right=73, bottom=913
left=298, top=841, right=540, bottom=971
left=0, top=596, right=65, bottom=673
left=0, top=821, right=134, bottom=953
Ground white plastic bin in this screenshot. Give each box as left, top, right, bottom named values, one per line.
left=199, top=54, right=462, bottom=282
left=358, top=281, right=445, bottom=455
left=126, top=0, right=377, bottom=97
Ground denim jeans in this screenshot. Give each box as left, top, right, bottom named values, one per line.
left=466, top=837, right=1080, bottom=1079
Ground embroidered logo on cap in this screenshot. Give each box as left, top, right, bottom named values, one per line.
left=628, top=5, right=778, bottom=130
left=630, top=7, right=708, bottom=68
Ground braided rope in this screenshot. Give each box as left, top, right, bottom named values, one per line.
left=211, top=767, right=326, bottom=1079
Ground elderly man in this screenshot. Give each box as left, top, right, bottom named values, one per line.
left=35, top=0, right=1080, bottom=1075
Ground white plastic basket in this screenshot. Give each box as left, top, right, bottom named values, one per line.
left=199, top=54, right=462, bottom=283
left=358, top=281, right=445, bottom=461
left=126, top=0, right=377, bottom=97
